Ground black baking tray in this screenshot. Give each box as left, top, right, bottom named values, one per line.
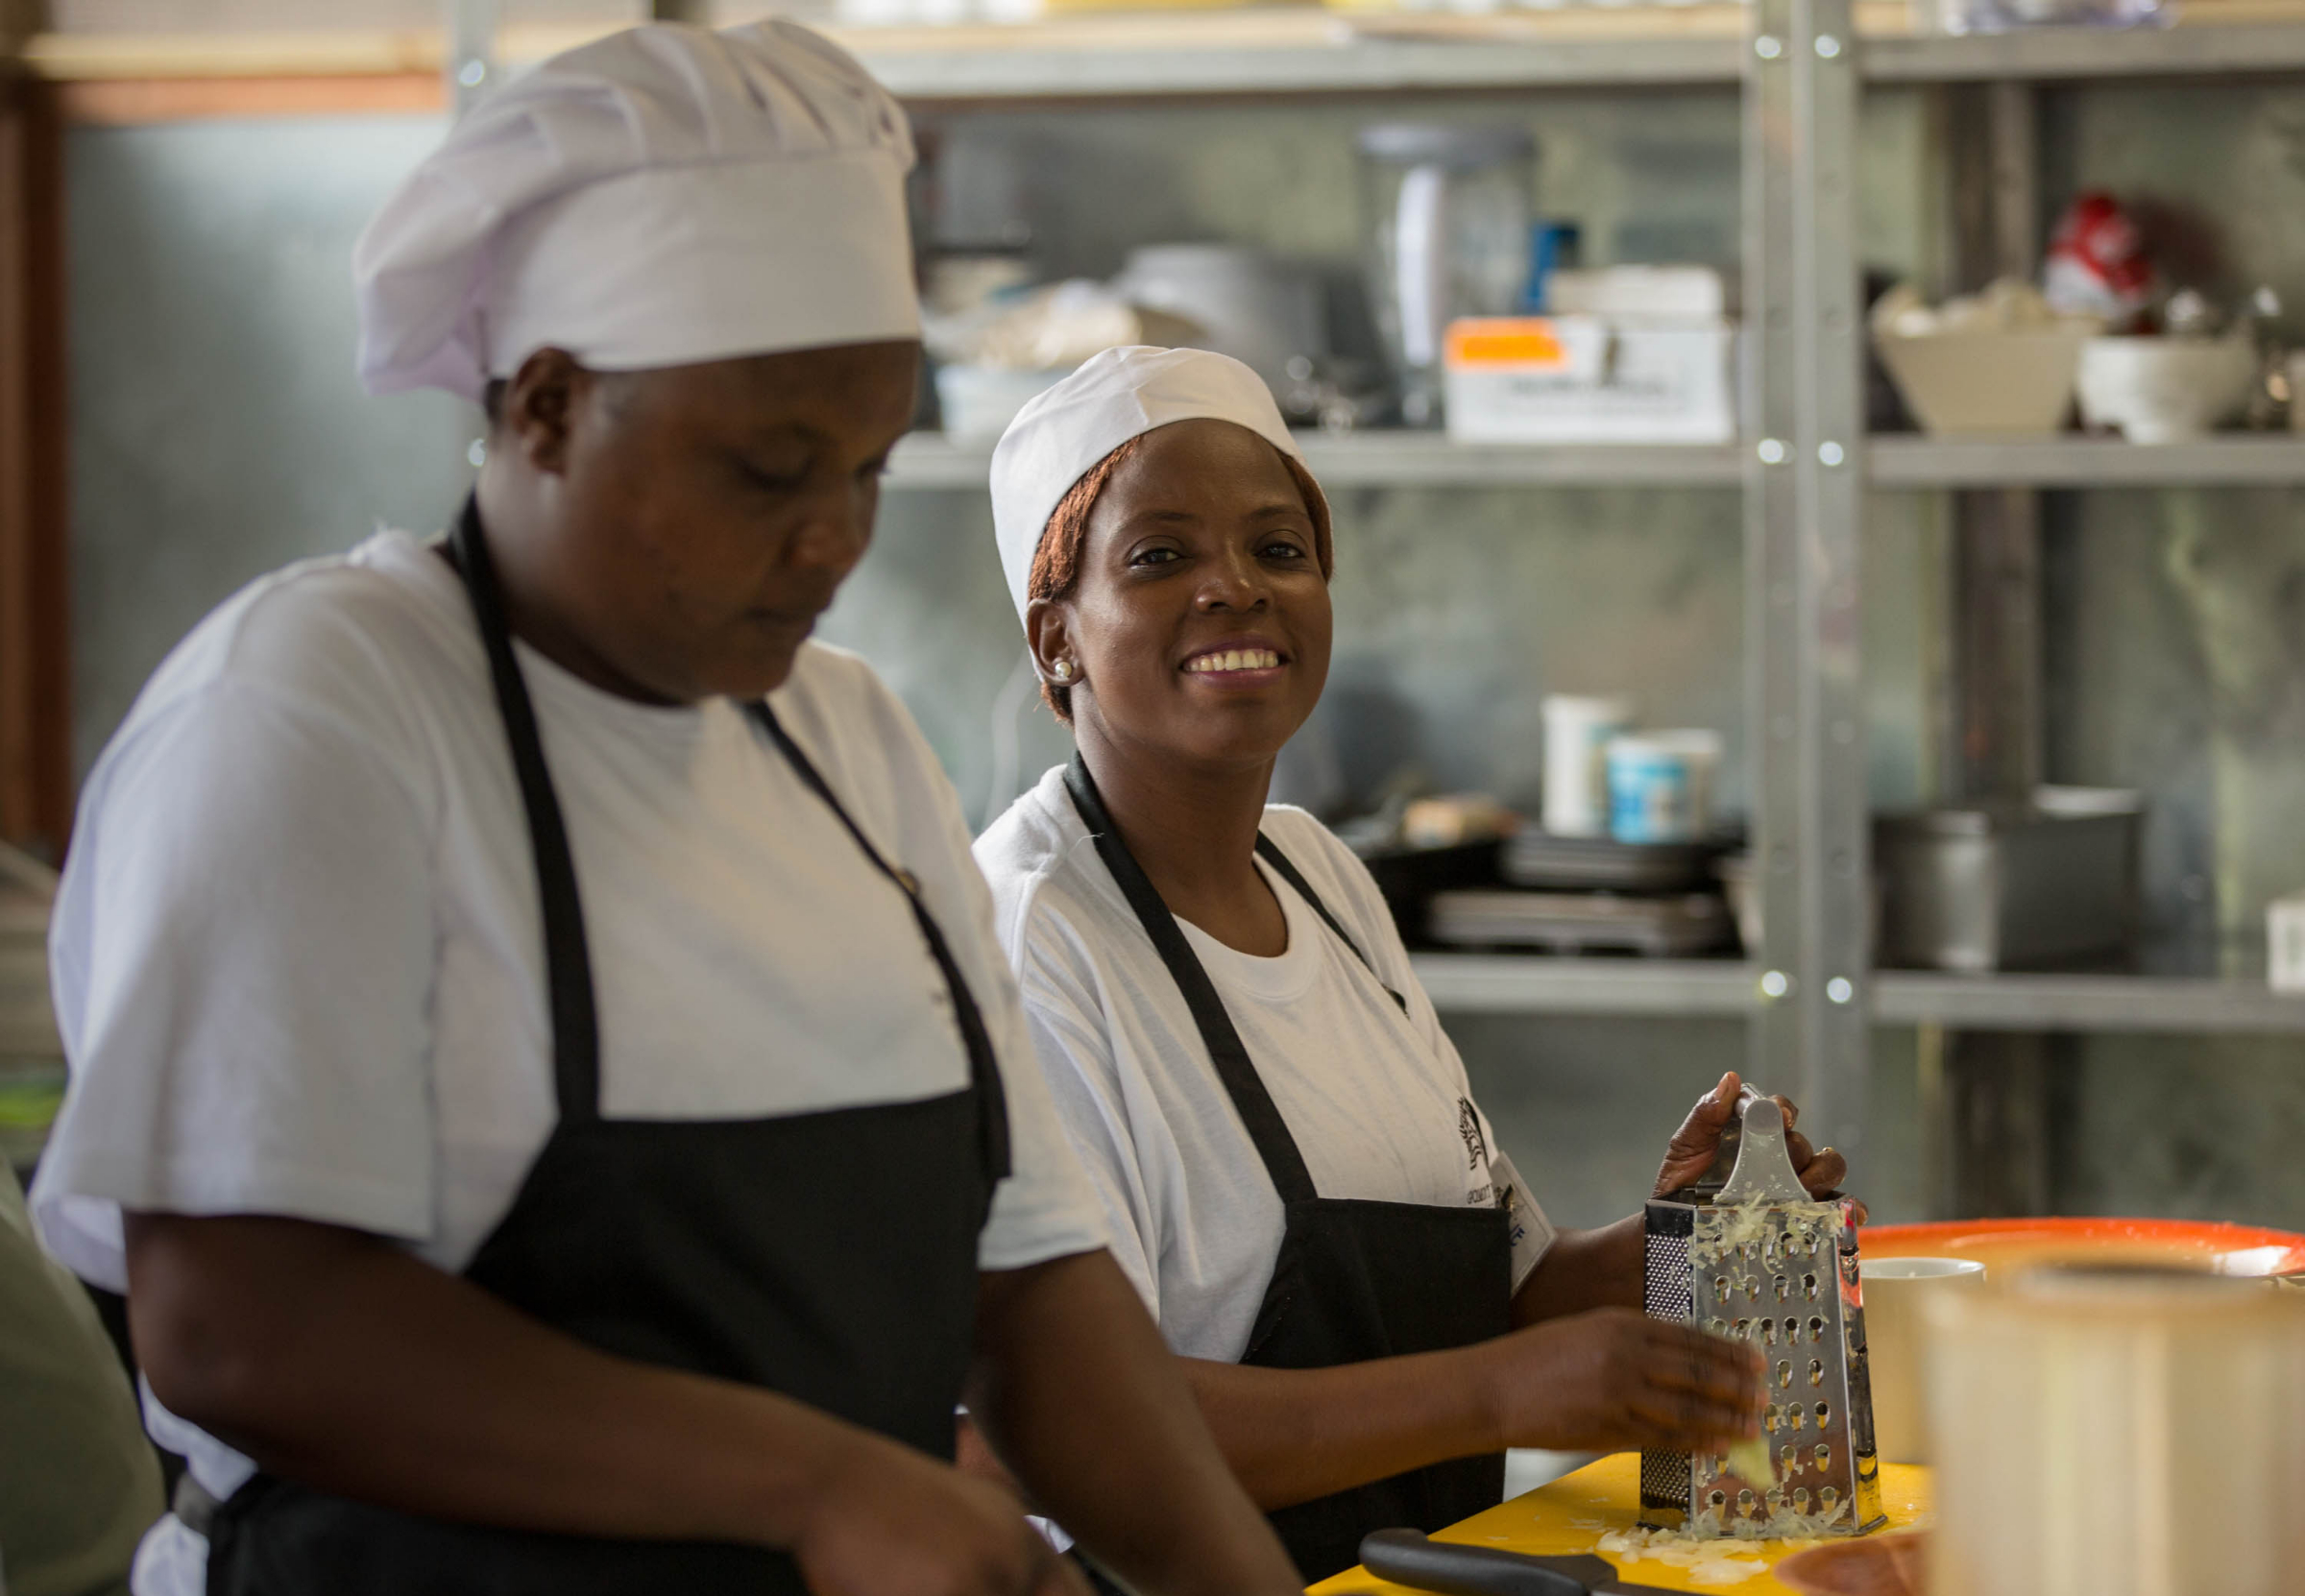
left=1359, top=839, right=1503, bottom=944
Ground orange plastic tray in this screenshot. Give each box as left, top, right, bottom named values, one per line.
left=1857, top=1216, right=2305, bottom=1277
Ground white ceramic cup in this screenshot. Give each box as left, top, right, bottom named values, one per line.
left=1859, top=1256, right=1985, bottom=1465
left=1540, top=695, right=1631, bottom=838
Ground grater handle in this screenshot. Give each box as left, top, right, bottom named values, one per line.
left=1712, top=1095, right=1811, bottom=1206
left=1679, top=1083, right=1765, bottom=1200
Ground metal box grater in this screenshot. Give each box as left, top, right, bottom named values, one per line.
left=1639, top=1093, right=1885, bottom=1538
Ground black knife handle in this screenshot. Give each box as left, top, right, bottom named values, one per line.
left=1358, top=1530, right=1590, bottom=1596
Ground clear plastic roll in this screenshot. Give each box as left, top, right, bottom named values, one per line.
left=1926, top=1267, right=2305, bottom=1596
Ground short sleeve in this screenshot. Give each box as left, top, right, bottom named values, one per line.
left=32, top=683, right=441, bottom=1292
left=1006, top=934, right=1163, bottom=1317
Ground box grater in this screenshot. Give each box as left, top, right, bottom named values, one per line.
left=1640, top=1092, right=1885, bottom=1538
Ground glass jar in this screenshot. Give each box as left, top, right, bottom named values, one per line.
left=1356, top=122, right=1538, bottom=427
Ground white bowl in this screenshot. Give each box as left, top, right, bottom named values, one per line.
left=934, top=365, right=1068, bottom=443
left=2075, top=334, right=2256, bottom=444
left=1874, top=326, right=2094, bottom=436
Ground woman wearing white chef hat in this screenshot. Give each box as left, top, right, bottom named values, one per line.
left=970, top=346, right=1855, bottom=1584
left=30, top=29, right=1301, bottom=1596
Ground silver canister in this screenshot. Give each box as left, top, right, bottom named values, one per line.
left=1875, top=786, right=2142, bottom=973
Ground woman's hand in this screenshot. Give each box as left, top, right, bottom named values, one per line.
left=795, top=1432, right=1088, bottom=1596
left=1652, top=1072, right=1859, bottom=1216
left=1473, top=1307, right=1765, bottom=1455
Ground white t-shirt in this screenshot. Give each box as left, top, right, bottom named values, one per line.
left=31, top=531, right=1105, bottom=1596
left=974, top=765, right=1554, bottom=1366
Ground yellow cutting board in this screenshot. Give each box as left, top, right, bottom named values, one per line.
left=1309, top=1454, right=1930, bottom=1596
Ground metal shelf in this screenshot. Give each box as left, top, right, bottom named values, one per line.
left=886, top=431, right=1745, bottom=490
left=858, top=14, right=2305, bottom=100
left=895, top=432, right=2305, bottom=493
left=1863, top=21, right=2305, bottom=83
left=847, top=12, right=2305, bottom=100
left=1410, top=955, right=1759, bottom=1016
left=1869, top=435, right=2305, bottom=489
left=1409, top=955, right=2305, bottom=1034
left=22, top=12, right=2305, bottom=103
left=1873, top=970, right=2305, bottom=1034
left=859, top=34, right=1743, bottom=99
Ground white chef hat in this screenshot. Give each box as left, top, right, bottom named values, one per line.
left=353, top=19, right=919, bottom=402
left=989, top=345, right=1309, bottom=623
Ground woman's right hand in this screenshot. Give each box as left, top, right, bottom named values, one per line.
left=1473, top=1306, right=1765, bottom=1455
left=794, top=1430, right=1090, bottom=1596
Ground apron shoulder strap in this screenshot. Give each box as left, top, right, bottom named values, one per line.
left=451, top=497, right=603, bottom=1124
left=1250, top=835, right=1411, bottom=1015
left=747, top=702, right=1011, bottom=1182
left=1061, top=754, right=1319, bottom=1208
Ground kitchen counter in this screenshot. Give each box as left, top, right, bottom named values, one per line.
left=1309, top=1453, right=1929, bottom=1595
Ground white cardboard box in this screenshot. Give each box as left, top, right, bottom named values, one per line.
left=2271, top=891, right=2305, bottom=994
left=1443, top=315, right=1738, bottom=446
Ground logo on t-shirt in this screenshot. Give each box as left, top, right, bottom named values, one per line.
left=1458, top=1098, right=1489, bottom=1172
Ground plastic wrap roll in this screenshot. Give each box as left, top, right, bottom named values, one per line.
left=1926, top=1267, right=2305, bottom=1596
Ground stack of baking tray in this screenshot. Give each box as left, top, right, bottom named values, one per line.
left=1423, top=831, right=1736, bottom=957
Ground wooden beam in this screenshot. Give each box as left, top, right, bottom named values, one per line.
left=57, top=72, right=442, bottom=121
left=0, top=78, right=70, bottom=859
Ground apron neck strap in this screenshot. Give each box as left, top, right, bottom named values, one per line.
left=746, top=703, right=1011, bottom=1183
left=1062, top=752, right=1318, bottom=1207
left=1250, top=836, right=1409, bottom=1015
left=450, top=495, right=604, bottom=1124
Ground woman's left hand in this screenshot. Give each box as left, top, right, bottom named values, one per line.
left=1651, top=1072, right=1863, bottom=1220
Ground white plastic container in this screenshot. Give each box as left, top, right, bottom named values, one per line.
left=1856, top=1257, right=1985, bottom=1466
left=2270, top=890, right=2305, bottom=994
left=1605, top=730, right=1722, bottom=844
left=1443, top=315, right=1736, bottom=445
left=1109, top=244, right=1322, bottom=394
left=1540, top=694, right=1631, bottom=838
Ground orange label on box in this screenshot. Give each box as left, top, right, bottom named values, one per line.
left=1445, top=318, right=1570, bottom=369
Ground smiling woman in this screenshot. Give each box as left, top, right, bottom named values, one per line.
left=969, top=347, right=1844, bottom=1586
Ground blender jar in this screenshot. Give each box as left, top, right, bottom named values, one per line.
left=1357, top=123, right=1538, bottom=426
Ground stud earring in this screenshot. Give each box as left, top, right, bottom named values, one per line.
left=1051, top=659, right=1075, bottom=681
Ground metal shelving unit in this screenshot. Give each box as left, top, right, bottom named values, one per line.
left=876, top=11, right=2305, bottom=1149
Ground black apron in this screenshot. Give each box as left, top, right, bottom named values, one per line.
left=1061, top=755, right=1511, bottom=1586
left=203, top=498, right=1012, bottom=1595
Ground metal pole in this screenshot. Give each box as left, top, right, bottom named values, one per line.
left=1745, top=0, right=1867, bottom=1152
left=446, top=0, right=502, bottom=119
left=1939, top=81, right=2056, bottom=1220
